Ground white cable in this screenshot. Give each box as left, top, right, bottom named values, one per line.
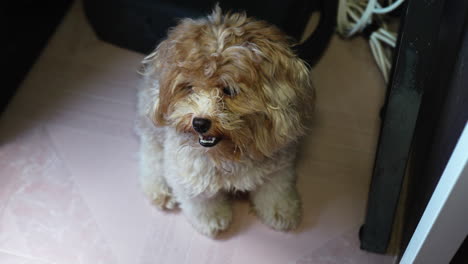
left=378, top=28, right=397, bottom=42
left=337, top=0, right=404, bottom=37
left=369, top=28, right=396, bottom=82
left=346, top=0, right=376, bottom=37
left=336, top=0, right=404, bottom=83
left=370, top=36, right=389, bottom=82
left=374, top=30, right=396, bottom=47
left=373, top=0, right=405, bottom=14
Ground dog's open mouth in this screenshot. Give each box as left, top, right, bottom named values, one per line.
left=198, top=135, right=222, bottom=147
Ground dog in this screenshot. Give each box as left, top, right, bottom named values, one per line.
left=136, top=6, right=314, bottom=237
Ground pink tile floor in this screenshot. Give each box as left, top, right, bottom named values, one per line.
left=0, top=2, right=396, bottom=264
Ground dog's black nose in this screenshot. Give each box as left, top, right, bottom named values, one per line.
left=192, top=118, right=211, bottom=133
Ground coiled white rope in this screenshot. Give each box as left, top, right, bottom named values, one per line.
left=337, top=0, right=405, bottom=83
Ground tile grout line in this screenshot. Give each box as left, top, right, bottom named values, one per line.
left=42, top=125, right=123, bottom=264
left=0, top=248, right=56, bottom=264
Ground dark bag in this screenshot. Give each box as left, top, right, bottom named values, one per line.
left=83, top=0, right=337, bottom=66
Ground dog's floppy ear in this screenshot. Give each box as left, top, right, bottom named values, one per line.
left=252, top=38, right=314, bottom=156
left=267, top=53, right=313, bottom=138
left=141, top=39, right=175, bottom=126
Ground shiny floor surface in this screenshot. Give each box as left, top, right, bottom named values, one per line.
left=0, top=2, right=395, bottom=264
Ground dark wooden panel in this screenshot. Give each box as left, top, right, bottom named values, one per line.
left=403, top=6, right=468, bottom=260
left=361, top=0, right=468, bottom=255
left=360, top=0, right=446, bottom=253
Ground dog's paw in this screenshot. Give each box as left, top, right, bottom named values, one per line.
left=143, top=183, right=178, bottom=210
left=151, top=191, right=178, bottom=210
left=253, top=189, right=302, bottom=231
left=188, top=202, right=232, bottom=238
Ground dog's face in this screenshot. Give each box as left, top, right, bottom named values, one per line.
left=143, top=7, right=313, bottom=162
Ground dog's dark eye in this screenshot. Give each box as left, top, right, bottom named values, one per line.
left=223, top=87, right=236, bottom=97
left=185, top=84, right=193, bottom=91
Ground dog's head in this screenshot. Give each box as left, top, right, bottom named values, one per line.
left=143, top=6, right=314, bottom=162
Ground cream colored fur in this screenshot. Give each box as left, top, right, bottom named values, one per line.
left=136, top=79, right=302, bottom=237
left=136, top=7, right=312, bottom=237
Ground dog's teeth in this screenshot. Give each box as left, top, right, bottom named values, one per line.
left=200, top=136, right=216, bottom=144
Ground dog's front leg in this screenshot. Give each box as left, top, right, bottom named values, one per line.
left=177, top=190, right=232, bottom=238
left=139, top=134, right=177, bottom=210
left=250, top=166, right=302, bottom=231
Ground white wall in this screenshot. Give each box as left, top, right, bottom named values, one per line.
left=400, top=122, right=468, bottom=264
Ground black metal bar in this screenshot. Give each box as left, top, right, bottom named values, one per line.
left=360, top=0, right=446, bottom=253
left=399, top=1, right=468, bottom=258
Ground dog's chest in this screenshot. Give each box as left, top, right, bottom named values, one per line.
left=165, top=141, right=293, bottom=197
left=161, top=128, right=297, bottom=197
left=171, top=154, right=267, bottom=196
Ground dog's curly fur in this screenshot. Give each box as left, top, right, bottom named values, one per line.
left=136, top=6, right=314, bottom=237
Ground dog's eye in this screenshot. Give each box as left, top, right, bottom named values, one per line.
left=184, top=84, right=193, bottom=91
left=223, top=87, right=236, bottom=97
